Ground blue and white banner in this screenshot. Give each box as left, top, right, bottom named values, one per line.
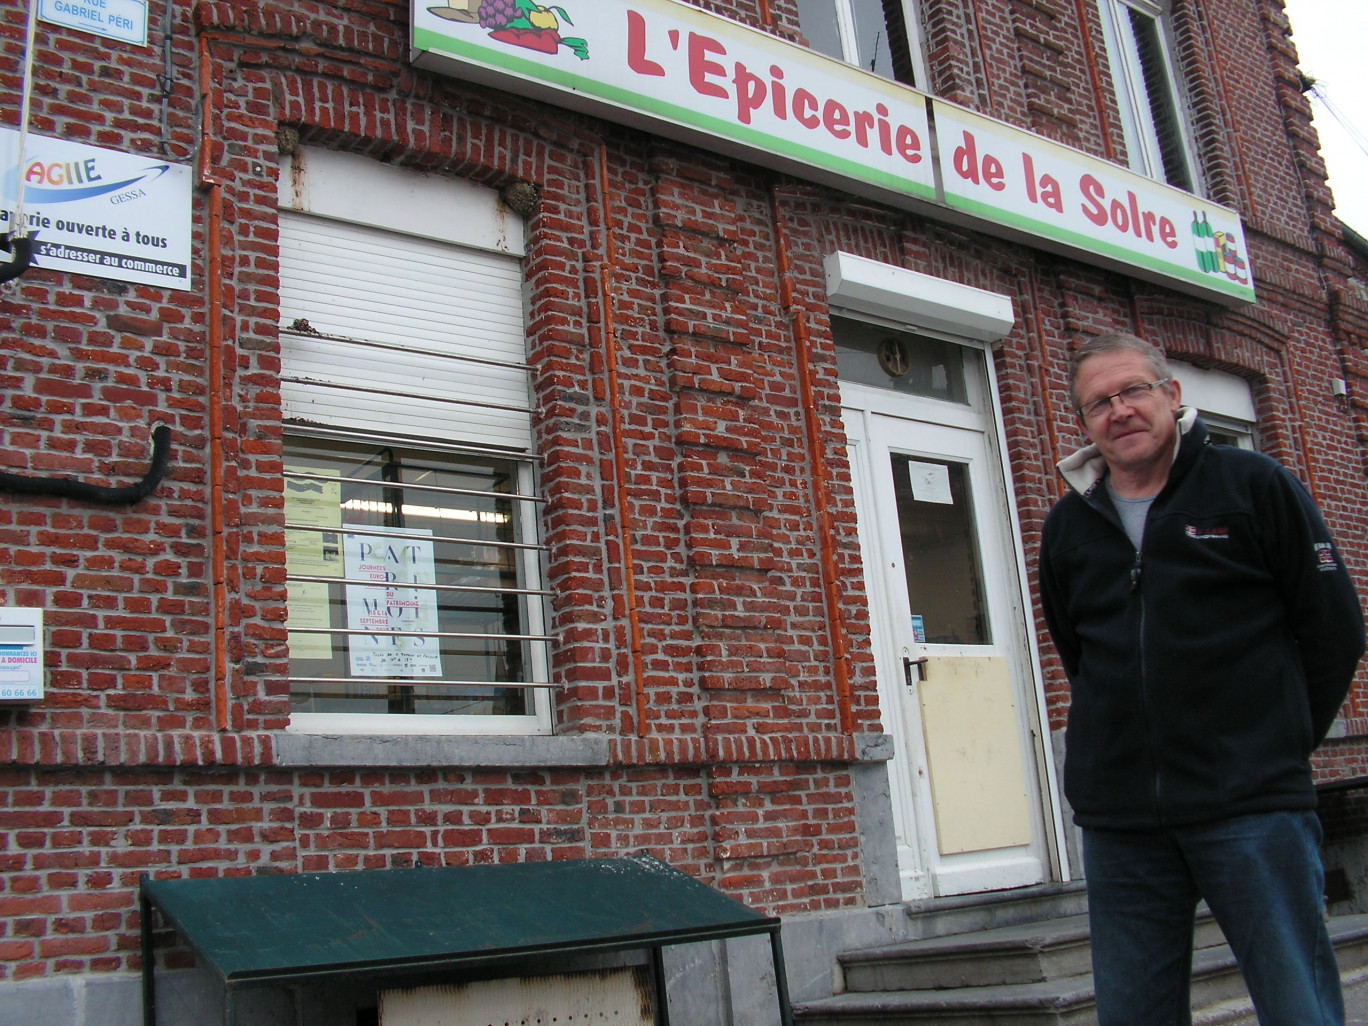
left=0, top=129, right=192, bottom=289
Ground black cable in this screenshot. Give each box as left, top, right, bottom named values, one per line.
left=0, top=424, right=171, bottom=504
left=0, top=233, right=36, bottom=284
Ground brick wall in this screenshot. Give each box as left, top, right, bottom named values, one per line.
left=1, top=0, right=1366, bottom=987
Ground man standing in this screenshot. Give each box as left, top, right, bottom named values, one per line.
left=1038, top=332, right=1365, bottom=1025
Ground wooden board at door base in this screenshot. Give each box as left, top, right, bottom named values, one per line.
left=918, top=656, right=1034, bottom=855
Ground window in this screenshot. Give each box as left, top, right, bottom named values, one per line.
left=832, top=316, right=971, bottom=403
left=1097, top=0, right=1199, bottom=191
left=283, top=435, right=550, bottom=726
left=1169, top=360, right=1257, bottom=450
left=797, top=0, right=927, bottom=88
left=277, top=148, right=550, bottom=734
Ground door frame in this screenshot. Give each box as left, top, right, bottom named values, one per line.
left=840, top=341, right=1071, bottom=898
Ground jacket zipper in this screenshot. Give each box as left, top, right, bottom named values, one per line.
left=1130, top=544, right=1163, bottom=821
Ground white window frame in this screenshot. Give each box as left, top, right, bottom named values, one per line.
left=1097, top=0, right=1201, bottom=191
left=278, top=149, right=553, bottom=736
left=798, top=0, right=929, bottom=88
left=1169, top=360, right=1258, bottom=449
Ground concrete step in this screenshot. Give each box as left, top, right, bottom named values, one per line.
left=837, top=910, right=1228, bottom=992
left=792, top=913, right=1368, bottom=1026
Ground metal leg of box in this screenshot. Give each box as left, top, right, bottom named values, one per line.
left=770, top=927, right=794, bottom=1026
left=140, top=889, right=156, bottom=1026
left=652, top=944, right=671, bottom=1026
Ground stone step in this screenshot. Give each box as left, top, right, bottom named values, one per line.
left=792, top=913, right=1368, bottom=1026
left=838, top=910, right=1228, bottom=992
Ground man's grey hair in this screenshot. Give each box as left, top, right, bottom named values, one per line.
left=1068, top=332, right=1173, bottom=410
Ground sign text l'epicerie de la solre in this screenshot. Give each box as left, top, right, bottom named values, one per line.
left=410, top=0, right=1252, bottom=305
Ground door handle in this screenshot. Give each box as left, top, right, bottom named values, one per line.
left=903, top=656, right=928, bottom=686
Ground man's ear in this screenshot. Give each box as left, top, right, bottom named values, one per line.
left=1166, top=377, right=1183, bottom=411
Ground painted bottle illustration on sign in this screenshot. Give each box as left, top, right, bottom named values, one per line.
left=1191, top=211, right=1217, bottom=272
left=428, top=0, right=589, bottom=59
left=1213, top=230, right=1249, bottom=285
left=1190, top=211, right=1248, bottom=284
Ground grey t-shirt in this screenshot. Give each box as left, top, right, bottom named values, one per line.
left=1107, top=483, right=1156, bottom=550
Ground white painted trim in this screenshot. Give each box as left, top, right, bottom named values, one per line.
left=823, top=251, right=1015, bottom=342
left=1168, top=360, right=1256, bottom=423
left=278, top=147, right=526, bottom=256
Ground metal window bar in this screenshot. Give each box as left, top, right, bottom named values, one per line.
left=285, top=574, right=551, bottom=598
left=283, top=468, right=546, bottom=508
left=285, top=423, right=544, bottom=464
left=285, top=522, right=546, bottom=556
left=290, top=676, right=556, bottom=689
left=280, top=324, right=533, bottom=376
left=288, top=628, right=552, bottom=642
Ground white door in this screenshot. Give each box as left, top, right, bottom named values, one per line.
left=841, top=337, right=1059, bottom=900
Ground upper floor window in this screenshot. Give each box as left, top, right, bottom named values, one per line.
left=1169, top=360, right=1257, bottom=450
left=1097, top=0, right=1199, bottom=191
left=797, top=0, right=927, bottom=89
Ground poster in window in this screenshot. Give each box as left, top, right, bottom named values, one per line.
left=284, top=468, right=342, bottom=660
left=344, top=527, right=443, bottom=678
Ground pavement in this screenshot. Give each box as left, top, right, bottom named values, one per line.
left=1351, top=968, right=1368, bottom=1025
left=1205, top=965, right=1368, bottom=1025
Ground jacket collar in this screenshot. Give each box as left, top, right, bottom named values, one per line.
left=1058, top=407, right=1201, bottom=497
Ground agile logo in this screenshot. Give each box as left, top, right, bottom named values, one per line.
left=429, top=0, right=589, bottom=59
left=18, top=154, right=173, bottom=206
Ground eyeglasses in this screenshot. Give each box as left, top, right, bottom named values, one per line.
left=1077, top=378, right=1171, bottom=421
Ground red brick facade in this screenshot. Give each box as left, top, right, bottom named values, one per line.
left=1, top=0, right=1366, bottom=1006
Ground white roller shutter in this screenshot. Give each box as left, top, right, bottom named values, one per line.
left=278, top=209, right=531, bottom=450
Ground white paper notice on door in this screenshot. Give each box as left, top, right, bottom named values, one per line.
left=906, top=461, right=953, bottom=504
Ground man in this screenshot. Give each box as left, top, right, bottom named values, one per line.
left=1038, top=332, right=1365, bottom=1025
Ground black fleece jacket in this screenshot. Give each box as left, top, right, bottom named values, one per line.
left=1040, top=414, right=1365, bottom=830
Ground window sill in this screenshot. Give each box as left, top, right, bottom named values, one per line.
left=274, top=732, right=611, bottom=768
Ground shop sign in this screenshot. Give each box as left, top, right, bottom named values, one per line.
left=0, top=128, right=191, bottom=290
left=933, top=104, right=1254, bottom=305
left=411, top=0, right=1254, bottom=305
left=410, top=0, right=937, bottom=205
left=39, top=0, right=148, bottom=47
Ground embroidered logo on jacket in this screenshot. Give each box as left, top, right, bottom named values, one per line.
left=1315, top=542, right=1341, bottom=572
left=1185, top=525, right=1229, bottom=540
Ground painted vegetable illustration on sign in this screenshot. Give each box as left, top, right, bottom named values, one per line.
left=477, top=0, right=589, bottom=59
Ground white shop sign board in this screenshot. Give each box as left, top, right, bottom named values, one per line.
left=411, top=0, right=1255, bottom=305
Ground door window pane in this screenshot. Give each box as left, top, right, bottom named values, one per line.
left=833, top=316, right=969, bottom=403
left=892, top=455, right=990, bottom=644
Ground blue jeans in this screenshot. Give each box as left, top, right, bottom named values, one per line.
left=1082, top=811, right=1343, bottom=1026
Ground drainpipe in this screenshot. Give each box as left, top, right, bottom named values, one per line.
left=1073, top=0, right=1118, bottom=163
left=1022, top=269, right=1065, bottom=498
left=595, top=142, right=649, bottom=736
left=770, top=187, right=854, bottom=734
left=197, top=28, right=230, bottom=732
left=1281, top=347, right=1323, bottom=504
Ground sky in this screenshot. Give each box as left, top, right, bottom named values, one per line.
left=1281, top=0, right=1368, bottom=237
